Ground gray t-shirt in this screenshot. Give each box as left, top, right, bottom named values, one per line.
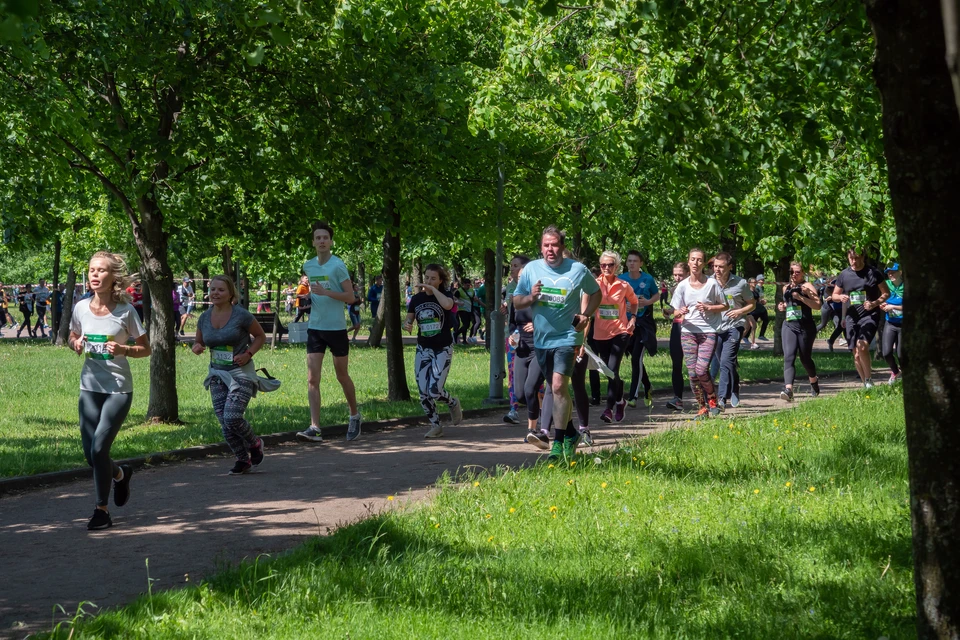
left=197, top=305, right=254, bottom=370
left=710, top=273, right=752, bottom=333
left=71, top=298, right=146, bottom=394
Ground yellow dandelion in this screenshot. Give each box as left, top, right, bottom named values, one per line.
left=488, top=536, right=494, bottom=542
left=830, top=477, right=835, bottom=482
left=866, top=394, right=871, bottom=399
left=509, top=507, right=516, bottom=513
left=632, top=457, right=637, bottom=461
left=434, top=523, right=441, bottom=528
left=552, top=514, right=557, bottom=519
left=549, top=505, right=558, bottom=512
left=640, top=460, right=646, bottom=466
left=808, top=486, right=816, bottom=492
left=753, top=489, right=760, bottom=494
left=548, top=464, right=555, bottom=469
left=777, top=446, right=783, bottom=451
left=473, top=481, right=480, bottom=487
left=387, top=495, right=395, bottom=501
left=713, top=434, right=719, bottom=440
left=659, top=494, right=664, bottom=500
left=485, top=514, right=492, bottom=519
left=570, top=461, right=577, bottom=467
left=625, top=480, right=631, bottom=485
left=728, top=422, right=734, bottom=428
left=785, top=482, right=792, bottom=487
left=567, top=479, right=574, bottom=485
left=601, top=482, right=608, bottom=489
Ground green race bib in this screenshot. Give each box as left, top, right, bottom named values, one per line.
left=849, top=290, right=867, bottom=305
left=211, top=345, right=235, bottom=365
left=598, top=304, right=619, bottom=319
left=85, top=334, right=115, bottom=360
left=890, top=308, right=903, bottom=319
left=785, top=304, right=801, bottom=322
left=310, top=275, right=331, bottom=290
left=538, top=287, right=568, bottom=308
left=420, top=320, right=441, bottom=337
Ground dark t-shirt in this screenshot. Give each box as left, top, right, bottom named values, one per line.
left=509, top=304, right=535, bottom=356
left=836, top=265, right=885, bottom=323
left=408, top=289, right=455, bottom=350
left=197, top=305, right=254, bottom=370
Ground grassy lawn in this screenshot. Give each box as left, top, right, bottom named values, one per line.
left=0, top=341, right=866, bottom=478
left=43, top=384, right=912, bottom=639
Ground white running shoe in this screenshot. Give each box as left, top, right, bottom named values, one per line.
left=425, top=424, right=444, bottom=438
left=450, top=398, right=463, bottom=425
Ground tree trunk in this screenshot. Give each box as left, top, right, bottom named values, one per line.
left=55, top=265, right=76, bottom=346
left=484, top=247, right=496, bottom=351
left=412, top=256, right=423, bottom=286
left=133, top=196, right=179, bottom=423
left=200, top=265, right=209, bottom=304
left=382, top=200, right=410, bottom=401
left=368, top=295, right=386, bottom=347
left=50, top=238, right=61, bottom=342
left=358, top=260, right=366, bottom=312
left=221, top=244, right=234, bottom=281
left=864, top=1, right=960, bottom=636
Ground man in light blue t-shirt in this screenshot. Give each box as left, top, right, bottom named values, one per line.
left=514, top=225, right=601, bottom=463
left=297, top=221, right=363, bottom=444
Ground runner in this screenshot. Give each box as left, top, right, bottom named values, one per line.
left=593, top=251, right=638, bottom=427
left=0, top=282, right=14, bottom=330
left=177, top=277, right=195, bottom=336
left=366, top=275, right=383, bottom=321
left=709, top=252, right=755, bottom=409
left=33, top=279, right=51, bottom=337
left=880, top=263, right=903, bottom=384
left=403, top=263, right=463, bottom=438
left=777, top=262, right=821, bottom=401
left=16, top=283, right=34, bottom=338
left=67, top=252, right=151, bottom=530
left=192, top=275, right=276, bottom=474
left=349, top=283, right=363, bottom=342
left=513, top=225, right=601, bottom=463
left=748, top=276, right=770, bottom=343
left=660, top=261, right=690, bottom=410
left=817, top=276, right=846, bottom=352
left=832, top=247, right=889, bottom=389
left=453, top=281, right=473, bottom=345
left=670, top=248, right=728, bottom=418
left=502, top=255, right=528, bottom=425
left=296, top=221, right=363, bottom=443
left=293, top=275, right=311, bottom=323
left=618, top=250, right=659, bottom=408
left=507, top=257, right=550, bottom=448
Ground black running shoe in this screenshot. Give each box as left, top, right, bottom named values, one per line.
left=811, top=381, right=820, bottom=397
left=780, top=386, right=794, bottom=402
left=87, top=509, right=112, bottom=530
left=113, top=464, right=133, bottom=507
left=229, top=460, right=252, bottom=475
left=250, top=438, right=264, bottom=466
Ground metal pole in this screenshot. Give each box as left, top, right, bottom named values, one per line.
left=485, top=147, right=507, bottom=404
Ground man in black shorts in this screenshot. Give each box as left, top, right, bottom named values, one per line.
left=832, top=247, right=889, bottom=388
left=297, top=221, right=363, bottom=442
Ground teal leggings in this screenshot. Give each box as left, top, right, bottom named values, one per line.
left=79, top=391, right=133, bottom=507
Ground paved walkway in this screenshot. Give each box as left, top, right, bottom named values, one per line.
left=0, top=370, right=883, bottom=638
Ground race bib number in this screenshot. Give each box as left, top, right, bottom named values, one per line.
left=849, top=290, right=867, bottom=305
left=785, top=304, right=801, bottom=322
left=310, top=275, right=331, bottom=290
left=725, top=294, right=736, bottom=309
left=598, top=304, right=619, bottom=320
left=211, top=345, right=235, bottom=365
left=890, top=308, right=903, bottom=319
left=538, top=287, right=568, bottom=308
left=85, top=335, right=114, bottom=360
left=420, top=320, right=441, bottom=337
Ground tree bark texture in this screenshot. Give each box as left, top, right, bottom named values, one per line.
left=864, top=1, right=960, bottom=636
left=133, top=196, right=179, bottom=422
left=484, top=248, right=496, bottom=352
left=50, top=239, right=61, bottom=341
left=56, top=265, right=76, bottom=347
left=381, top=200, right=410, bottom=401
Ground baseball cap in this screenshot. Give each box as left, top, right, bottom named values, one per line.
left=885, top=263, right=900, bottom=272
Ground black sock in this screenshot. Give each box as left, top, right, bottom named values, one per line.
left=565, top=422, right=577, bottom=438
left=553, top=428, right=564, bottom=443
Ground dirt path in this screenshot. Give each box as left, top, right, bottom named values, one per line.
left=0, top=372, right=880, bottom=638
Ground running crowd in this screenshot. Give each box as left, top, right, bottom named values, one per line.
left=64, top=222, right=903, bottom=530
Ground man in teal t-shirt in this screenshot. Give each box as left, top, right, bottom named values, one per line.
left=297, top=221, right=363, bottom=444
left=514, top=225, right=601, bottom=463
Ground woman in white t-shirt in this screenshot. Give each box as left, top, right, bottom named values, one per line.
left=68, top=252, right=151, bottom=530
left=670, top=248, right=728, bottom=418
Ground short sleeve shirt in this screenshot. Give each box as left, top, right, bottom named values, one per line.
left=670, top=278, right=726, bottom=334
left=514, top=258, right=600, bottom=349
left=710, top=273, right=752, bottom=333
left=618, top=272, right=658, bottom=321
left=836, top=265, right=885, bottom=323
left=197, top=305, right=254, bottom=370
left=885, top=279, right=903, bottom=324
left=408, top=289, right=455, bottom=350
left=303, top=255, right=350, bottom=331
left=70, top=298, right=146, bottom=394
left=34, top=286, right=51, bottom=307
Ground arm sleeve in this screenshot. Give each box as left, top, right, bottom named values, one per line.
left=670, top=283, right=684, bottom=310
left=710, top=282, right=726, bottom=305
left=514, top=269, right=531, bottom=297
left=580, top=266, right=600, bottom=294
left=126, top=306, right=146, bottom=339
left=238, top=308, right=255, bottom=331
left=626, top=285, right=639, bottom=308
left=70, top=306, right=82, bottom=334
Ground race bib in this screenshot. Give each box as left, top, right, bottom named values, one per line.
left=725, top=294, right=735, bottom=309
left=85, top=335, right=115, bottom=360
left=849, top=290, right=867, bottom=305
left=420, top=320, right=441, bottom=337
left=890, top=308, right=903, bottom=319
left=785, top=304, right=801, bottom=322
left=310, top=275, right=331, bottom=290
left=211, top=345, right=235, bottom=365
left=598, top=304, right=619, bottom=320
left=538, top=287, right=568, bottom=308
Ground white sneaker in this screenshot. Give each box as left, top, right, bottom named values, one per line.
left=425, top=424, right=443, bottom=438
left=750, top=343, right=760, bottom=350
left=864, top=380, right=875, bottom=389
left=450, top=398, right=463, bottom=425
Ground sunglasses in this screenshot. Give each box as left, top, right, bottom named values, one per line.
left=599, top=263, right=616, bottom=269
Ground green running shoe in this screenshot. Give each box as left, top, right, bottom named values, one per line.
left=547, top=440, right=564, bottom=463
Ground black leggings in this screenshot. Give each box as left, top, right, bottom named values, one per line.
left=669, top=322, right=685, bottom=398
left=79, top=390, right=133, bottom=507
left=782, top=323, right=818, bottom=386
left=750, top=306, right=770, bottom=338
left=882, top=322, right=901, bottom=374
left=456, top=311, right=473, bottom=343
left=513, top=350, right=545, bottom=421
left=293, top=307, right=310, bottom=323
left=595, top=334, right=631, bottom=410
left=17, top=308, right=32, bottom=337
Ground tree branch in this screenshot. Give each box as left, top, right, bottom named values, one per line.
left=58, top=135, right=138, bottom=223
left=171, top=159, right=208, bottom=181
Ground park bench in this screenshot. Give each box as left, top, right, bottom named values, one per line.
left=252, top=311, right=286, bottom=349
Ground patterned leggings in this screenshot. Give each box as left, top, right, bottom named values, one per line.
left=506, top=338, right=519, bottom=412
left=680, top=332, right=718, bottom=408
left=209, top=377, right=258, bottom=461
left=416, top=344, right=454, bottom=427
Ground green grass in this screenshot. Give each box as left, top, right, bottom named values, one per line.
left=43, top=385, right=912, bottom=639
left=0, top=341, right=864, bottom=477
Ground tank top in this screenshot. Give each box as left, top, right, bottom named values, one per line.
left=784, top=286, right=814, bottom=326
